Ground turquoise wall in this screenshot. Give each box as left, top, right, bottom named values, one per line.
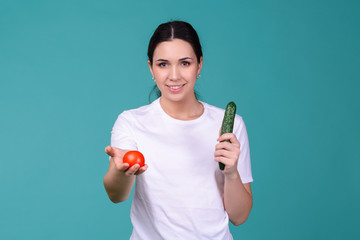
left=1, top=0, right=359, bottom=239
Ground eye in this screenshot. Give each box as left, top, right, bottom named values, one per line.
left=158, top=62, right=167, bottom=67
left=181, top=61, right=190, bottom=66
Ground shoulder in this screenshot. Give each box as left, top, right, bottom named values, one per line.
left=201, top=101, right=225, bottom=119
left=117, top=98, right=159, bottom=122
left=202, top=101, right=244, bottom=123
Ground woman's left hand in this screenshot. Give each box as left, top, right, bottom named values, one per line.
left=215, top=132, right=241, bottom=177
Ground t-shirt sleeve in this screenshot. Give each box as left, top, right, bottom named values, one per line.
left=110, top=112, right=138, bottom=152
left=234, top=115, right=253, bottom=184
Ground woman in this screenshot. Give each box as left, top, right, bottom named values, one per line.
left=103, top=21, right=253, bottom=240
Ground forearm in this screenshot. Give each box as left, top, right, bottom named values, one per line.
left=224, top=171, right=253, bottom=226
left=103, top=165, right=135, bottom=203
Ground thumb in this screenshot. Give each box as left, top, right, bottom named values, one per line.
left=105, top=146, right=114, bottom=157
left=105, top=146, right=124, bottom=158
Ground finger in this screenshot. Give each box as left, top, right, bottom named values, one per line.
left=214, top=156, right=237, bottom=169
left=215, top=141, right=240, bottom=154
left=106, top=146, right=126, bottom=158
left=118, top=162, right=130, bottom=172
left=125, top=164, right=141, bottom=176
left=135, top=164, right=148, bottom=176
left=217, top=132, right=236, bottom=142
left=214, top=156, right=230, bottom=166
left=215, top=150, right=240, bottom=164
left=111, top=157, right=129, bottom=171
left=214, top=149, right=234, bottom=159
left=215, top=157, right=237, bottom=169
left=217, top=133, right=240, bottom=146
left=215, top=141, right=234, bottom=151
left=105, top=146, right=113, bottom=156
left=215, top=141, right=241, bottom=162
left=105, top=146, right=121, bottom=157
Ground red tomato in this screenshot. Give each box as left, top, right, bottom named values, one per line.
left=123, top=151, right=145, bottom=167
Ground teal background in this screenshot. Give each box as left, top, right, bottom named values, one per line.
left=1, top=0, right=359, bottom=239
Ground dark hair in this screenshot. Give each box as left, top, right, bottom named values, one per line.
left=148, top=21, right=203, bottom=102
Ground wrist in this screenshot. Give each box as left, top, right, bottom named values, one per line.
left=224, top=170, right=241, bottom=182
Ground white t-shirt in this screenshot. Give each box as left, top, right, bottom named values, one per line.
left=111, top=98, right=253, bottom=240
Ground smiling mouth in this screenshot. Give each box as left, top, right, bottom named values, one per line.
left=167, top=84, right=185, bottom=90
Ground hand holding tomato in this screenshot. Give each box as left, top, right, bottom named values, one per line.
left=123, top=151, right=145, bottom=167
left=105, top=146, right=147, bottom=176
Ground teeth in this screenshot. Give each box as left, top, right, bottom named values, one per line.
left=169, top=85, right=183, bottom=89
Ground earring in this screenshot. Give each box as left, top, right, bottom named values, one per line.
left=197, top=74, right=201, bottom=79
left=152, top=76, right=156, bottom=82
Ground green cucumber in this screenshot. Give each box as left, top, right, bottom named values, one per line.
left=219, top=101, right=237, bottom=170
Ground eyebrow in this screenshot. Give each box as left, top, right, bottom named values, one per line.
left=155, top=57, right=193, bottom=62
left=179, top=57, right=193, bottom=61
left=155, top=59, right=168, bottom=62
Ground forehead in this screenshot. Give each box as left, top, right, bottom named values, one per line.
left=153, top=39, right=196, bottom=59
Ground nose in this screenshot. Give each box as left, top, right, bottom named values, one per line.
left=169, top=66, right=180, bottom=81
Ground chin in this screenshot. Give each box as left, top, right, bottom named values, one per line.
left=160, top=86, right=194, bottom=103
left=163, top=95, right=185, bottom=102
left=162, top=92, right=189, bottom=102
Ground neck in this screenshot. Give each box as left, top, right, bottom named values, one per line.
left=159, top=96, right=204, bottom=120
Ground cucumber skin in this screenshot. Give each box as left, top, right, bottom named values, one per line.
left=219, top=101, right=237, bottom=170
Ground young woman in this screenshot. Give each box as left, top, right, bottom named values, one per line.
left=103, top=21, right=253, bottom=240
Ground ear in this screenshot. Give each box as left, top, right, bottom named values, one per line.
left=197, top=56, right=203, bottom=75
left=148, top=60, right=154, bottom=78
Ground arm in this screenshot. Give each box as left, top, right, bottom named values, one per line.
left=224, top=174, right=253, bottom=226
left=215, top=133, right=253, bottom=225
left=103, top=146, right=148, bottom=203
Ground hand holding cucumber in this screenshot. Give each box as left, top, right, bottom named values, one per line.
left=215, top=101, right=241, bottom=173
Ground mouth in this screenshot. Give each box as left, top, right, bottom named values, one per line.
left=166, top=84, right=185, bottom=92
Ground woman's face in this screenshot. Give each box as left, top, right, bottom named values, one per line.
left=148, top=38, right=203, bottom=103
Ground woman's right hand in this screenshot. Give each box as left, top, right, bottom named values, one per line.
left=105, top=146, right=148, bottom=176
